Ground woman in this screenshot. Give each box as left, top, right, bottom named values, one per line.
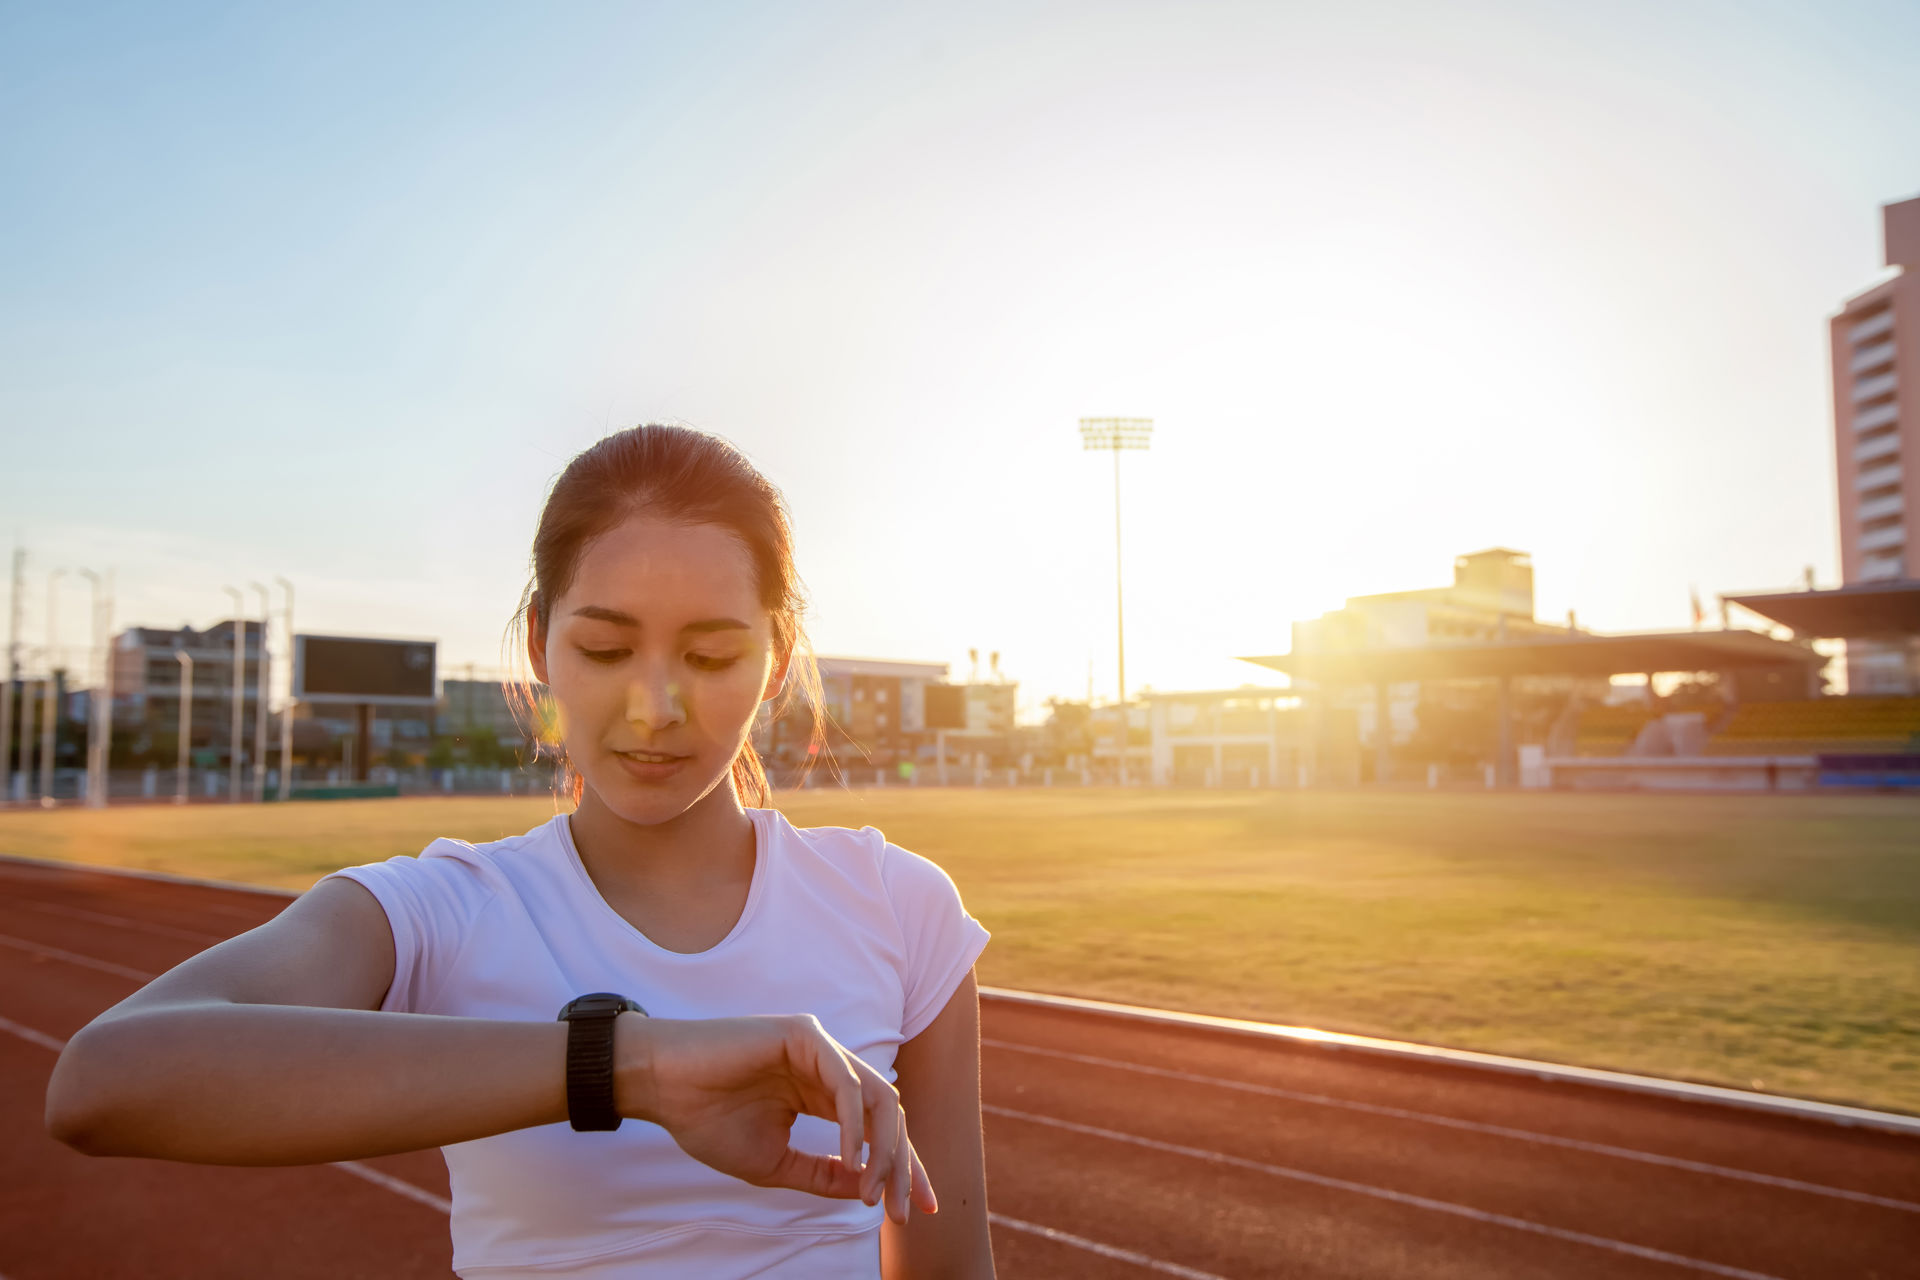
left=45, top=425, right=997, bottom=1279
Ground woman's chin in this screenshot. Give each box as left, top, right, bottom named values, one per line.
left=583, top=762, right=725, bottom=823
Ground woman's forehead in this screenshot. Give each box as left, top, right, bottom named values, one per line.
left=564, top=516, right=763, bottom=622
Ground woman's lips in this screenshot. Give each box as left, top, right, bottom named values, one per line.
left=613, top=749, right=690, bottom=782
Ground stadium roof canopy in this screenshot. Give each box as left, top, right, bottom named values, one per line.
left=1723, top=579, right=1920, bottom=639
left=1237, top=629, right=1819, bottom=686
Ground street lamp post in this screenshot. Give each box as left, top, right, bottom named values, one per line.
left=274, top=576, right=295, bottom=801
left=250, top=582, right=271, bottom=802
left=40, top=569, right=64, bottom=805
left=223, top=586, right=245, bottom=802
left=79, top=569, right=113, bottom=808
left=1078, top=417, right=1152, bottom=785
left=175, top=649, right=194, bottom=805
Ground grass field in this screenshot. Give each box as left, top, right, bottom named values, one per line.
left=3, top=789, right=1916, bottom=1113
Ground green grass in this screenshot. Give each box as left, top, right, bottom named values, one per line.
left=3, top=789, right=1916, bottom=1114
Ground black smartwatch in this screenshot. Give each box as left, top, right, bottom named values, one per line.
left=556, top=992, right=648, bottom=1132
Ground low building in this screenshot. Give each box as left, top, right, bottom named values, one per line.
left=1284, top=549, right=1590, bottom=770
left=1143, top=688, right=1304, bottom=787
left=110, top=621, right=266, bottom=766
left=1086, top=701, right=1150, bottom=782
left=754, top=656, right=951, bottom=776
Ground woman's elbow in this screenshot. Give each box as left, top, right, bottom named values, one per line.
left=44, top=1024, right=137, bottom=1156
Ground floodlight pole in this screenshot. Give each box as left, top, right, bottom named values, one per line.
left=1079, top=418, right=1153, bottom=784
left=250, top=582, right=271, bottom=802
left=79, top=569, right=112, bottom=808
left=40, top=569, right=63, bottom=804
left=224, top=586, right=245, bottom=802
left=174, top=650, right=193, bottom=804
left=275, top=577, right=294, bottom=800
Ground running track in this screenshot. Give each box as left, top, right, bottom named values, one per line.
left=0, top=855, right=1914, bottom=1279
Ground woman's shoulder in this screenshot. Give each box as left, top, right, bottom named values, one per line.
left=760, top=808, right=964, bottom=904
left=328, top=814, right=567, bottom=908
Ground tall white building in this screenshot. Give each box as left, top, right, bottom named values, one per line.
left=1832, top=194, right=1920, bottom=692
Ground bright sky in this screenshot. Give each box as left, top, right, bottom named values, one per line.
left=4, top=1, right=1918, bottom=717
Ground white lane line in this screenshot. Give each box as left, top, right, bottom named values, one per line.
left=328, top=1159, right=1225, bottom=1280
left=0, top=933, right=157, bottom=983
left=985, top=1105, right=1789, bottom=1280
left=0, top=853, right=296, bottom=906
left=19, top=901, right=227, bottom=944
left=0, top=1010, right=1232, bottom=1280
left=0, top=1012, right=67, bottom=1053
left=0, top=1014, right=456, bottom=1221
left=332, top=1160, right=455, bottom=1214
left=984, top=1038, right=1920, bottom=1215
left=988, top=1213, right=1230, bottom=1279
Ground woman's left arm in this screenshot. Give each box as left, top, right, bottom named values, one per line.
left=881, top=968, right=996, bottom=1279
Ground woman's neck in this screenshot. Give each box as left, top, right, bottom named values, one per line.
left=567, top=780, right=756, bottom=895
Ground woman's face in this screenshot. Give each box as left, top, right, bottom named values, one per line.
left=531, top=513, right=786, bottom=824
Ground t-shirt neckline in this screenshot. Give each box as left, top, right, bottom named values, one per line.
left=553, top=807, right=775, bottom=961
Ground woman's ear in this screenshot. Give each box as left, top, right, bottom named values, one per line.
left=527, top=602, right=550, bottom=686
left=762, top=650, right=791, bottom=703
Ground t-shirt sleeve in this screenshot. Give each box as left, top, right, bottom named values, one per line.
left=321, top=839, right=497, bottom=1015
left=879, top=839, right=991, bottom=1041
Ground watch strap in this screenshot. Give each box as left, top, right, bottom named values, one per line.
left=557, top=992, right=647, bottom=1132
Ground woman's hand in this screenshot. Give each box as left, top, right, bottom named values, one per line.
left=616, top=1012, right=938, bottom=1224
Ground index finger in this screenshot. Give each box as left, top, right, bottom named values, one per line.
left=792, top=1017, right=867, bottom=1173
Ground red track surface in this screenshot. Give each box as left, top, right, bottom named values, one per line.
left=1, top=856, right=1914, bottom=1279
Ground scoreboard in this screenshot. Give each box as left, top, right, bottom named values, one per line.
left=293, top=634, right=438, bottom=707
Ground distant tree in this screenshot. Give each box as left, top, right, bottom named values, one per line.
left=468, top=726, right=503, bottom=767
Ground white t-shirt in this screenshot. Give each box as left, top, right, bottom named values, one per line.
left=324, top=807, right=991, bottom=1279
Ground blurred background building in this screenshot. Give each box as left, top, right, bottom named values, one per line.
left=109, top=621, right=266, bottom=771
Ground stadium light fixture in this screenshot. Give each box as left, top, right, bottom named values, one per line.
left=1079, top=417, right=1152, bottom=785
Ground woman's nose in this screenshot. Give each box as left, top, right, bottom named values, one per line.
left=625, top=677, right=686, bottom=730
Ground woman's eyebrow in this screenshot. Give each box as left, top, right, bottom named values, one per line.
left=570, top=605, right=638, bottom=625
left=568, top=606, right=750, bottom=634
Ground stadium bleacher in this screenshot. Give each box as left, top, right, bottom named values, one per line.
left=1570, top=704, right=1663, bottom=757
left=1702, top=696, right=1920, bottom=757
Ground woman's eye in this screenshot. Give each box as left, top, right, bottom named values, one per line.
left=688, top=653, right=740, bottom=671
left=579, top=648, right=629, bottom=664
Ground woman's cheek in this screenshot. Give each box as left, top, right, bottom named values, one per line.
left=699, top=668, right=763, bottom=732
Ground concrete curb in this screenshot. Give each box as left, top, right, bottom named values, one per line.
left=0, top=852, right=300, bottom=899
left=6, top=853, right=1914, bottom=1139
left=980, top=986, right=1920, bottom=1139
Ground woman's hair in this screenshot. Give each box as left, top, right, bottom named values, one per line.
left=505, top=424, right=824, bottom=808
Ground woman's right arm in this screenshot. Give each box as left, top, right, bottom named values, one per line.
left=44, top=876, right=573, bottom=1164
left=44, top=877, right=936, bottom=1223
